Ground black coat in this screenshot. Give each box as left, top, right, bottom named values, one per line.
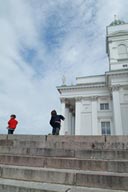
left=50, top=115, right=65, bottom=128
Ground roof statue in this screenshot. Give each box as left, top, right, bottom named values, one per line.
left=109, top=15, right=126, bottom=26
left=62, top=75, right=66, bottom=86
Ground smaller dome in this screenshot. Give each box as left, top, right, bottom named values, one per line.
left=109, top=15, right=126, bottom=26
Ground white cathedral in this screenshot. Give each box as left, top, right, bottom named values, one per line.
left=57, top=18, right=128, bottom=136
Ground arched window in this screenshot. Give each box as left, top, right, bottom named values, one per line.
left=118, top=44, right=127, bottom=59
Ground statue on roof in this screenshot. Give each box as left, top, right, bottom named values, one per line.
left=109, top=15, right=126, bottom=26
left=62, top=75, right=66, bottom=86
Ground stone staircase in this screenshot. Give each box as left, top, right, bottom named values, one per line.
left=0, top=134, right=128, bottom=192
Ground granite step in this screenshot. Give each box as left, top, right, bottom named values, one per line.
left=75, top=149, right=128, bottom=160
left=0, top=135, right=128, bottom=150
left=0, top=146, right=128, bottom=160
left=0, top=164, right=128, bottom=190
left=0, top=146, right=75, bottom=157
left=0, top=135, right=128, bottom=191
left=0, top=178, right=127, bottom=192
left=0, top=154, right=128, bottom=173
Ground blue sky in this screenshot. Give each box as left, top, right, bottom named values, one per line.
left=0, top=0, right=128, bottom=134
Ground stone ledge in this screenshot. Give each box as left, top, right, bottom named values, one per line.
left=0, top=154, right=128, bottom=173
left=0, top=165, right=128, bottom=190
left=0, top=178, right=127, bottom=192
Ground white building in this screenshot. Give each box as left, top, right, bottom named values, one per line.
left=57, top=18, right=128, bottom=136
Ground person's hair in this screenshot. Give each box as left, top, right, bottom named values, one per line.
left=10, top=114, right=16, bottom=118
left=51, top=110, right=57, bottom=116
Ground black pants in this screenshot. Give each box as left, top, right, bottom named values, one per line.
left=8, top=129, right=14, bottom=134
left=52, top=127, right=60, bottom=135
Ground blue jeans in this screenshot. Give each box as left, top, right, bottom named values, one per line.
left=52, top=127, right=60, bottom=135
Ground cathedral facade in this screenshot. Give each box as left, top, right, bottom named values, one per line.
left=57, top=18, right=128, bottom=135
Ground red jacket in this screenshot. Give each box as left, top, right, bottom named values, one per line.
left=8, top=118, right=18, bottom=129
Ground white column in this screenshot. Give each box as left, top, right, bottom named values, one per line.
left=112, top=86, right=123, bottom=135
left=92, top=97, right=98, bottom=135
left=75, top=97, right=82, bottom=135
left=71, top=114, right=75, bottom=135
left=60, top=98, right=66, bottom=135
left=68, top=111, right=72, bottom=135
left=65, top=106, right=70, bottom=135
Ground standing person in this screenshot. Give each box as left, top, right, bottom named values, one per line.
left=50, top=110, right=65, bottom=135
left=7, top=114, right=18, bottom=134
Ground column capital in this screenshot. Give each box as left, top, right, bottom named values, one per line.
left=75, top=97, right=82, bottom=102
left=111, top=85, right=120, bottom=92
left=60, top=98, right=70, bottom=103
left=91, top=96, right=98, bottom=101
left=60, top=98, right=65, bottom=103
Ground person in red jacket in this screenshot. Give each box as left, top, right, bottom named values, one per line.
left=7, top=114, right=18, bottom=134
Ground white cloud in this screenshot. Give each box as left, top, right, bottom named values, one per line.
left=0, top=0, right=127, bottom=134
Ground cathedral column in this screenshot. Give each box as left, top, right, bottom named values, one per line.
left=111, top=85, right=123, bottom=135
left=91, top=96, right=98, bottom=135
left=68, top=110, right=72, bottom=134
left=65, top=105, right=70, bottom=135
left=69, top=108, right=75, bottom=135
left=75, top=97, right=82, bottom=135
left=71, top=112, right=75, bottom=135
left=60, top=98, right=66, bottom=135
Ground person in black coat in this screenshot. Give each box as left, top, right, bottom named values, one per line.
left=50, top=110, right=65, bottom=135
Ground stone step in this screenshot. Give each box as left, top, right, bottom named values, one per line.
left=0, top=178, right=127, bottom=192
left=0, top=146, right=128, bottom=160
left=76, top=149, right=128, bottom=160
left=0, top=135, right=128, bottom=150
left=0, top=146, right=75, bottom=157
left=0, top=164, right=128, bottom=190
left=0, top=154, right=128, bottom=173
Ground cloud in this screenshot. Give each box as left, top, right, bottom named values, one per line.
left=0, top=0, right=127, bottom=134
